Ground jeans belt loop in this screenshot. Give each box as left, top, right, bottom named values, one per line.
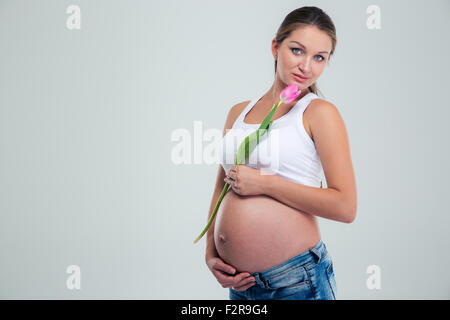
left=309, top=247, right=321, bottom=263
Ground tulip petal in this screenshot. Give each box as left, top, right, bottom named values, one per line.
left=280, top=84, right=301, bottom=103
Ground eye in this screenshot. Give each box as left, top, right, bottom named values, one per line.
left=291, top=48, right=325, bottom=62
left=315, top=55, right=325, bottom=62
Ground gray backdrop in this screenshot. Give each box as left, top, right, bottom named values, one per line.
left=1, top=0, right=449, bottom=299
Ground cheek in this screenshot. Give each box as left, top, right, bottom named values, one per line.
left=278, top=59, right=298, bottom=78
left=284, top=53, right=298, bottom=67
left=279, top=51, right=296, bottom=67
left=311, top=63, right=326, bottom=78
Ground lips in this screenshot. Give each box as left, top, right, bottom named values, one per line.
left=293, top=73, right=308, bottom=80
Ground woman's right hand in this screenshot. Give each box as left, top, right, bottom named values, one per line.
left=206, top=256, right=256, bottom=292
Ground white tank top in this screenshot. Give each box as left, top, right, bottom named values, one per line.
left=220, top=92, right=323, bottom=188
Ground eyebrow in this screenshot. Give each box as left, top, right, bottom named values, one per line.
left=289, top=41, right=329, bottom=55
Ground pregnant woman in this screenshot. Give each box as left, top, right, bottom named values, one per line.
left=205, top=6, right=357, bottom=300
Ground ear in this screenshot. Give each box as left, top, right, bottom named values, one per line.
left=271, top=38, right=279, bottom=60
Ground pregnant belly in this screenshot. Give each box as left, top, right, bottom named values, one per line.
left=214, top=189, right=321, bottom=274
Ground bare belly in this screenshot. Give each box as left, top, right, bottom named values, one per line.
left=214, top=188, right=321, bottom=274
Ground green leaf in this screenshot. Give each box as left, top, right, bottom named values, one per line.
left=235, top=122, right=271, bottom=165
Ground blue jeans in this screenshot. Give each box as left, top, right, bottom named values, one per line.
left=229, top=239, right=337, bottom=300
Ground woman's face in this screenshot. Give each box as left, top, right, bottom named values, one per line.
left=272, top=25, right=332, bottom=90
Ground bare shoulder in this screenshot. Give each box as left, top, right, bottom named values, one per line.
left=304, top=98, right=343, bottom=139
left=229, top=100, right=251, bottom=121
left=222, top=100, right=251, bottom=135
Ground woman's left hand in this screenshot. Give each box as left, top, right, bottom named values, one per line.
left=224, top=165, right=265, bottom=196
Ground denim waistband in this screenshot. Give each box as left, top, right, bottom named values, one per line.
left=250, top=239, right=327, bottom=286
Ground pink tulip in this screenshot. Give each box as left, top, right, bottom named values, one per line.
left=280, top=84, right=301, bottom=103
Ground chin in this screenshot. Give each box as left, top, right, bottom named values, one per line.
left=290, top=81, right=307, bottom=89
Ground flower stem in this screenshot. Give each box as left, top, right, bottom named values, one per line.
left=193, top=100, right=282, bottom=244
left=193, top=182, right=231, bottom=244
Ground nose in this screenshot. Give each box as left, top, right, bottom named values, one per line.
left=298, top=56, right=312, bottom=74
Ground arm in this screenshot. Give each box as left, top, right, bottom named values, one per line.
left=261, top=100, right=357, bottom=223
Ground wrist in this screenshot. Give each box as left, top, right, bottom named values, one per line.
left=259, top=170, right=275, bottom=195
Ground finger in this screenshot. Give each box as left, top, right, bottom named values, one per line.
left=217, top=270, right=251, bottom=286
left=213, top=263, right=239, bottom=284
left=213, top=259, right=236, bottom=275
left=231, top=272, right=253, bottom=285
left=224, top=177, right=235, bottom=186
left=224, top=177, right=238, bottom=190
left=233, top=281, right=256, bottom=292
left=224, top=176, right=235, bottom=183
left=234, top=274, right=256, bottom=287
left=231, top=277, right=256, bottom=291
left=228, top=171, right=236, bottom=180
left=214, top=270, right=236, bottom=285
left=232, top=280, right=257, bottom=292
left=226, top=171, right=236, bottom=180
